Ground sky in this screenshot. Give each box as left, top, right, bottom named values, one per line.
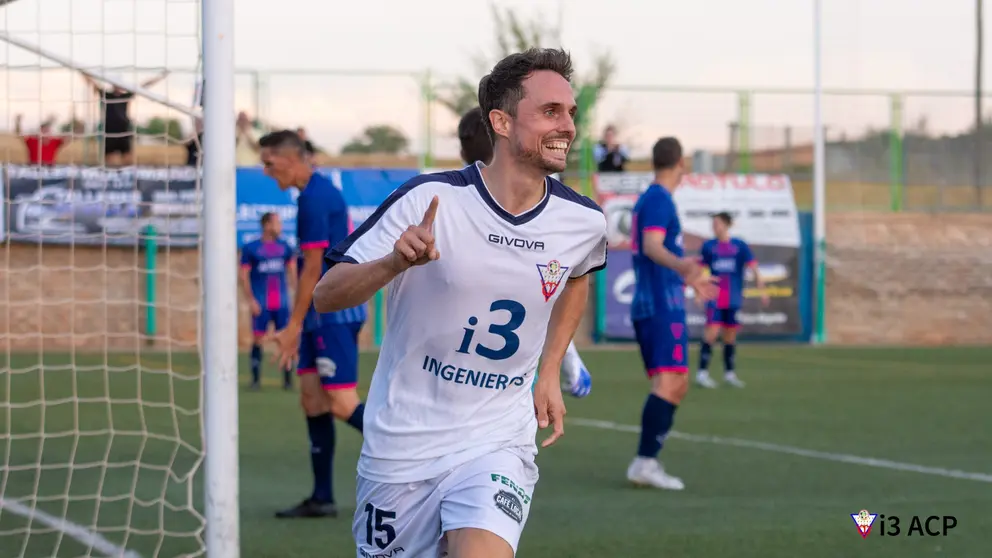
left=1, top=0, right=991, bottom=158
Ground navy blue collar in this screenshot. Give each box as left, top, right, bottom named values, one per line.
left=465, top=161, right=550, bottom=226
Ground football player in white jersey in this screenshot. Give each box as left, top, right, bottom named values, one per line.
left=458, top=105, right=593, bottom=399
left=314, top=48, right=608, bottom=558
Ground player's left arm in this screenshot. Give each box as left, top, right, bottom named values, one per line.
left=289, top=248, right=322, bottom=330
left=534, top=228, right=607, bottom=448
left=534, top=274, right=590, bottom=449
left=741, top=241, right=768, bottom=304
left=285, top=242, right=298, bottom=293
left=288, top=199, right=336, bottom=330
left=538, top=275, right=590, bottom=376
left=740, top=241, right=762, bottom=285
left=538, top=223, right=606, bottom=373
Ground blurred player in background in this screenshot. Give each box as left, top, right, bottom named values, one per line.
left=315, top=48, right=607, bottom=558
left=695, top=211, right=768, bottom=389
left=81, top=70, right=169, bottom=167
left=259, top=130, right=367, bottom=519
left=239, top=212, right=296, bottom=390
left=627, top=137, right=716, bottom=490
left=458, top=105, right=592, bottom=398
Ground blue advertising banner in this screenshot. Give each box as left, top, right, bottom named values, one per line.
left=235, top=167, right=416, bottom=248
left=603, top=247, right=636, bottom=339
left=2, top=165, right=412, bottom=249
left=596, top=173, right=810, bottom=342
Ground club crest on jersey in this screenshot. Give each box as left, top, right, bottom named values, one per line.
left=537, top=259, right=569, bottom=302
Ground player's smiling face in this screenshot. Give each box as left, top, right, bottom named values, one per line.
left=511, top=70, right=577, bottom=174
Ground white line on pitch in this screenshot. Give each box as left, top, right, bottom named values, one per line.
left=0, top=498, right=143, bottom=558
left=570, top=418, right=992, bottom=484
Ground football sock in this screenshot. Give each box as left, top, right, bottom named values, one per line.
left=724, top=343, right=737, bottom=374
left=637, top=393, right=678, bottom=458
left=346, top=402, right=365, bottom=433
left=282, top=366, right=292, bottom=386
left=306, top=413, right=335, bottom=503
left=698, top=342, right=713, bottom=372
left=250, top=344, right=262, bottom=384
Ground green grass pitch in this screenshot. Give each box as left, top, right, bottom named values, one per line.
left=2, top=346, right=991, bottom=558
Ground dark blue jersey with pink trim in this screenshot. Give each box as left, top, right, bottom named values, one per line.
left=630, top=184, right=685, bottom=321
left=296, top=171, right=367, bottom=327
left=240, top=238, right=294, bottom=311
left=699, top=237, right=755, bottom=309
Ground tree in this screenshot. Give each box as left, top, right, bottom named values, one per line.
left=137, top=117, right=184, bottom=141
left=436, top=3, right=616, bottom=164
left=341, top=125, right=409, bottom=155
left=59, top=117, right=86, bottom=135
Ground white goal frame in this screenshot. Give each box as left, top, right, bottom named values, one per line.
left=201, top=0, right=240, bottom=556
left=0, top=0, right=240, bottom=555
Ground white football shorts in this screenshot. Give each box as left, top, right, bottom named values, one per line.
left=352, top=447, right=539, bottom=558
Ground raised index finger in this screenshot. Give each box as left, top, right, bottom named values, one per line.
left=420, top=195, right=439, bottom=229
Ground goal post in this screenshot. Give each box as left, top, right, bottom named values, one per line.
left=200, top=0, right=240, bottom=555
left=0, top=0, right=239, bottom=555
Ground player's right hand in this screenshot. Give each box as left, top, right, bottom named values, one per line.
left=690, top=273, right=719, bottom=302
left=390, top=195, right=440, bottom=272
left=250, top=300, right=262, bottom=317
left=680, top=259, right=719, bottom=302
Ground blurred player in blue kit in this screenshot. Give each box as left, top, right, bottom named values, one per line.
left=259, top=130, right=367, bottom=519
left=239, top=211, right=296, bottom=390
left=458, top=105, right=592, bottom=398
left=627, top=137, right=717, bottom=490
left=694, top=211, right=768, bottom=389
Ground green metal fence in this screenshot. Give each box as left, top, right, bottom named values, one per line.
left=5, top=65, right=992, bottom=211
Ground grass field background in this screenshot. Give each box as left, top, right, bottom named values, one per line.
left=2, top=346, right=991, bottom=558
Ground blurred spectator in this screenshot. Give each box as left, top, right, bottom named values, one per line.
left=15, top=113, right=70, bottom=166
left=185, top=118, right=203, bottom=166
left=296, top=127, right=316, bottom=156
left=82, top=69, right=169, bottom=167
left=236, top=111, right=262, bottom=166
left=594, top=125, right=629, bottom=172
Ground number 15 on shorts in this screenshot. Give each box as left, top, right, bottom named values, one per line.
left=364, top=504, right=396, bottom=551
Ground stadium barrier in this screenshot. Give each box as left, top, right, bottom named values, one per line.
left=1, top=164, right=406, bottom=351
left=591, top=172, right=814, bottom=344
left=2, top=165, right=815, bottom=349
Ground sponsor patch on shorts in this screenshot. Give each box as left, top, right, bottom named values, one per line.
left=493, top=490, right=523, bottom=523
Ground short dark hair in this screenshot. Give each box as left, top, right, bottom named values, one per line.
left=478, top=48, right=574, bottom=143
left=260, top=212, right=277, bottom=227
left=258, top=129, right=307, bottom=158
left=713, top=211, right=733, bottom=226
left=458, top=107, right=494, bottom=165
left=652, top=137, right=683, bottom=171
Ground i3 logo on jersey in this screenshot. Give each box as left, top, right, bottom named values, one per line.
left=537, top=260, right=569, bottom=302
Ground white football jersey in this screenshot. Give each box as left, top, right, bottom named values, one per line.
left=326, top=162, right=608, bottom=484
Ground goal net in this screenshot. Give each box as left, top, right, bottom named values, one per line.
left=0, top=0, right=234, bottom=556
